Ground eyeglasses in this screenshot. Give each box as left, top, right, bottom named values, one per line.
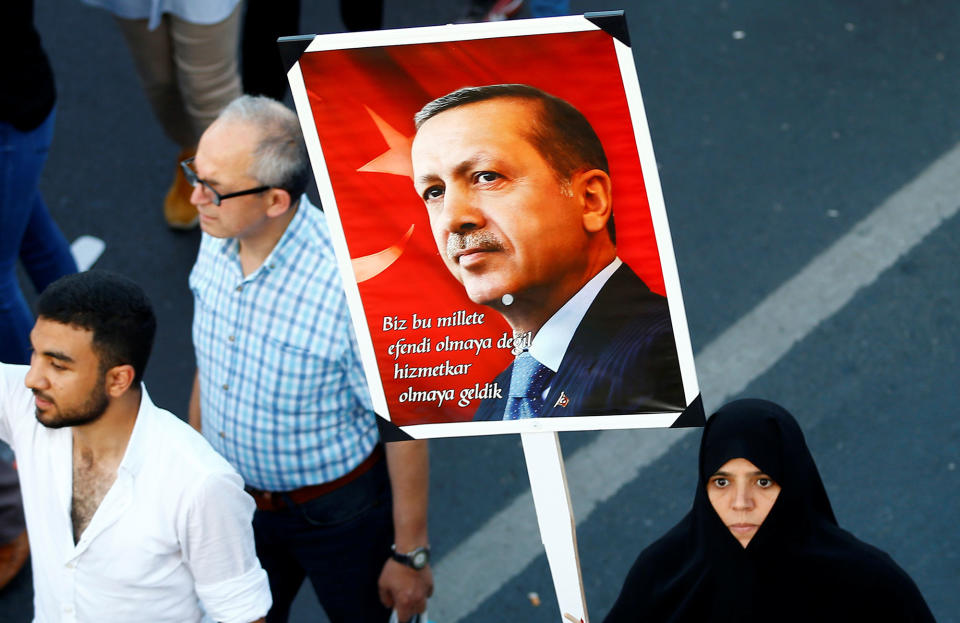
left=180, top=157, right=271, bottom=206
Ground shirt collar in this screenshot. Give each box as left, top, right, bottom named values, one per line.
left=529, top=257, right=622, bottom=372
left=116, top=384, right=154, bottom=477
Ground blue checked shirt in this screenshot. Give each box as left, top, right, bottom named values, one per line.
left=190, top=196, right=379, bottom=491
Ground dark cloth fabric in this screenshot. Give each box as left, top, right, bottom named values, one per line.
left=474, top=263, right=685, bottom=420
left=0, top=0, right=56, bottom=131
left=254, top=455, right=393, bottom=623
left=0, top=459, right=26, bottom=542
left=241, top=0, right=383, bottom=101
left=604, top=399, right=935, bottom=623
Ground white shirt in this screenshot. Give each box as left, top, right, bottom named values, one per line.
left=81, top=0, right=240, bottom=30
left=0, top=364, right=271, bottom=623
left=529, top=257, right=623, bottom=373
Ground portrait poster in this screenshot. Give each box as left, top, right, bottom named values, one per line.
left=285, top=14, right=703, bottom=439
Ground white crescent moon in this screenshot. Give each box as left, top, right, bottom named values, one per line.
left=351, top=224, right=415, bottom=283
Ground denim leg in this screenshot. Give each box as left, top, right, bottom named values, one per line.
left=529, top=0, right=570, bottom=17
left=254, top=460, right=394, bottom=623
left=1, top=109, right=70, bottom=364
left=19, top=188, right=78, bottom=294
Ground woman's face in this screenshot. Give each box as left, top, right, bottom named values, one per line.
left=707, top=458, right=782, bottom=548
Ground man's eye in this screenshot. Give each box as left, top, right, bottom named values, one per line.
left=422, top=186, right=444, bottom=201
left=474, top=171, right=501, bottom=184
left=50, top=362, right=65, bottom=371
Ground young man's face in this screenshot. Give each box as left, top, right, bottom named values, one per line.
left=411, top=98, right=595, bottom=308
left=25, top=318, right=110, bottom=429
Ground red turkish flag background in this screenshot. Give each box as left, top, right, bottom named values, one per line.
left=299, top=29, right=668, bottom=426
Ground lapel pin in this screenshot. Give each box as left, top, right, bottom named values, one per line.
left=554, top=392, right=570, bottom=408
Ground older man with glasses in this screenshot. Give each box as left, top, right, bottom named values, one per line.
left=186, top=95, right=433, bottom=623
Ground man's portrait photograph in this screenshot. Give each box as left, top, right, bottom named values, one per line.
left=288, top=17, right=700, bottom=436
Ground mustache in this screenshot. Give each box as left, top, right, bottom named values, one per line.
left=31, top=389, right=55, bottom=404
left=446, top=230, right=504, bottom=260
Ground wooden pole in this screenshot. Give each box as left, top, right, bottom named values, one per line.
left=520, top=431, right=589, bottom=623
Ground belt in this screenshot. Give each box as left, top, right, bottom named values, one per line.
left=246, top=444, right=384, bottom=512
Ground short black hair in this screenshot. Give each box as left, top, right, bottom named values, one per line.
left=414, top=84, right=614, bottom=242
left=36, top=271, right=157, bottom=384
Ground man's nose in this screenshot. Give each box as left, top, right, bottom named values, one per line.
left=189, top=182, right=209, bottom=207
left=440, top=186, right=484, bottom=232
left=24, top=360, right=47, bottom=391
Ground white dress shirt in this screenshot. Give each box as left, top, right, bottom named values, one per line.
left=0, top=364, right=271, bottom=623
left=529, top=257, right=623, bottom=373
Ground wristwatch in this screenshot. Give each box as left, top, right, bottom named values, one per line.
left=391, top=544, right=431, bottom=570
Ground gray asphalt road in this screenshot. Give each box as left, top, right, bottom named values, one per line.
left=2, top=1, right=957, bottom=621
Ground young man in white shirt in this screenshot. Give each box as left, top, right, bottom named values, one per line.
left=0, top=270, right=270, bottom=622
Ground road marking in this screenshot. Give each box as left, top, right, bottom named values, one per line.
left=70, top=235, right=105, bottom=271
left=430, top=142, right=960, bottom=621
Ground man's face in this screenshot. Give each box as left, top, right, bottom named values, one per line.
left=411, top=98, right=594, bottom=308
left=25, top=318, right=110, bottom=429
left=190, top=120, right=272, bottom=240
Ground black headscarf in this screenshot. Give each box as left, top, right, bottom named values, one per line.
left=603, top=399, right=934, bottom=623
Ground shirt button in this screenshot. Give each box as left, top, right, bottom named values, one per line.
left=63, top=606, right=74, bottom=614
left=219, top=431, right=226, bottom=438
left=228, top=335, right=235, bottom=342
left=222, top=384, right=229, bottom=391
left=236, top=285, right=244, bottom=292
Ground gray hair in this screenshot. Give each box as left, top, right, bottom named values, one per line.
left=218, top=95, right=310, bottom=200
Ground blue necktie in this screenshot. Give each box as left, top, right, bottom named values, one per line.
left=503, top=351, right=554, bottom=420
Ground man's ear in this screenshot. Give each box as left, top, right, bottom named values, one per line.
left=104, top=364, right=136, bottom=398
left=264, top=188, right=294, bottom=218
left=575, top=169, right=613, bottom=234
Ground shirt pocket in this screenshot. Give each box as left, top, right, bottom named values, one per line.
left=259, top=336, right=346, bottom=428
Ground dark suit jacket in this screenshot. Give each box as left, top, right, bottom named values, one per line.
left=473, top=264, right=685, bottom=421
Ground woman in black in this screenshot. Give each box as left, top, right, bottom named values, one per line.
left=604, top=399, right=934, bottom=623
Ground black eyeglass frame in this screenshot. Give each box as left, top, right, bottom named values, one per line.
left=180, top=157, right=272, bottom=206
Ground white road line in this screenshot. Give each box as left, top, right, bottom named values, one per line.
left=430, top=142, right=960, bottom=622
left=70, top=235, right=105, bottom=272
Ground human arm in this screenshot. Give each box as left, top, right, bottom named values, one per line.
left=183, top=472, right=272, bottom=623
left=189, top=369, right=201, bottom=432
left=0, top=363, right=29, bottom=445
left=378, top=439, right=433, bottom=621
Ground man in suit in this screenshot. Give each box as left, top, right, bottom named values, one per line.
left=410, top=84, right=685, bottom=421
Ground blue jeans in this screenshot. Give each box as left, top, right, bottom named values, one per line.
left=0, top=108, right=78, bottom=364
left=253, top=457, right=394, bottom=623
left=530, top=0, right=570, bottom=17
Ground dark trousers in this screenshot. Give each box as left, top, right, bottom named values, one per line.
left=0, top=459, right=25, bottom=543
left=241, top=0, right=384, bottom=101
left=254, top=458, right=394, bottom=623
left=0, top=108, right=78, bottom=365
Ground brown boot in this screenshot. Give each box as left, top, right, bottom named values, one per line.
left=164, top=149, right=199, bottom=230
left=0, top=530, right=28, bottom=591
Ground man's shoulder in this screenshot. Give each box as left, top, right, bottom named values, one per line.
left=139, top=397, right=240, bottom=481
left=0, top=364, right=38, bottom=440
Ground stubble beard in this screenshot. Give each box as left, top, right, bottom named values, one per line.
left=34, top=381, right=111, bottom=430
